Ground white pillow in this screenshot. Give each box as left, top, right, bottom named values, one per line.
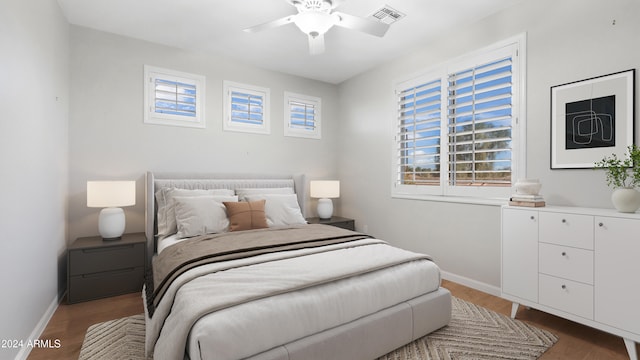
left=235, top=187, right=294, bottom=201
left=244, top=194, right=306, bottom=227
left=156, top=187, right=235, bottom=239
left=173, top=196, right=235, bottom=239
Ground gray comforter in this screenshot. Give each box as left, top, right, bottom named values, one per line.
left=145, top=225, right=433, bottom=360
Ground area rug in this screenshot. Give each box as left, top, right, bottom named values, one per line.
left=79, top=297, right=557, bottom=360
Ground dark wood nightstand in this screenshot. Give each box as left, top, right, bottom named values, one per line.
left=67, top=232, right=146, bottom=303
left=306, top=216, right=355, bottom=231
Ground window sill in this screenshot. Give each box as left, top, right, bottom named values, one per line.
left=392, top=193, right=508, bottom=206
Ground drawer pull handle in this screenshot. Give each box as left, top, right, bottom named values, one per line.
left=561, top=285, right=567, bottom=290
left=599, top=222, right=604, bottom=227
left=82, top=267, right=136, bottom=278
left=561, top=219, right=567, bottom=223
left=561, top=252, right=567, bottom=256
left=82, top=244, right=135, bottom=253
left=530, top=216, right=535, bottom=220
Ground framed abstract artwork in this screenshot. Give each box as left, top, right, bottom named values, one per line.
left=550, top=69, right=635, bottom=169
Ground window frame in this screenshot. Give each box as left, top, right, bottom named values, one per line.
left=391, top=34, right=527, bottom=202
left=223, top=80, right=271, bottom=135
left=284, top=92, right=321, bottom=139
left=143, top=65, right=205, bottom=128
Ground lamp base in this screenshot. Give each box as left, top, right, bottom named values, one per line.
left=316, top=198, right=334, bottom=220
left=98, top=207, right=125, bottom=241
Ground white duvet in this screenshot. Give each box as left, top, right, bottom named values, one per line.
left=145, top=238, right=441, bottom=360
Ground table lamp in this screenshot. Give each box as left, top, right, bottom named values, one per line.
left=87, top=180, right=136, bottom=240
left=310, top=180, right=340, bottom=219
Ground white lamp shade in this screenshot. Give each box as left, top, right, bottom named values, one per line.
left=310, top=180, right=340, bottom=199
left=87, top=181, right=136, bottom=208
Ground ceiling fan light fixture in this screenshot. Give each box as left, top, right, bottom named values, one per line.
left=294, top=11, right=335, bottom=36
left=245, top=0, right=389, bottom=55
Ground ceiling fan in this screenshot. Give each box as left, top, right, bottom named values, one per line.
left=243, top=0, right=390, bottom=55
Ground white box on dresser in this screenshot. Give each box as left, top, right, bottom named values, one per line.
left=501, top=205, right=640, bottom=360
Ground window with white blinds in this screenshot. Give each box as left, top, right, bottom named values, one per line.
left=397, top=78, right=442, bottom=186
left=447, top=57, right=513, bottom=188
left=393, top=35, right=525, bottom=199
left=154, top=79, right=196, bottom=117
left=144, top=65, right=205, bottom=128
left=284, top=92, right=321, bottom=139
left=223, top=81, right=270, bottom=134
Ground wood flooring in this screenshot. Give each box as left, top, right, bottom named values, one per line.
left=27, top=293, right=143, bottom=360
left=443, top=280, right=637, bottom=360
left=27, top=280, right=637, bottom=360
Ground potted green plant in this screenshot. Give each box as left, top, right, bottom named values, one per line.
left=594, top=144, right=640, bottom=212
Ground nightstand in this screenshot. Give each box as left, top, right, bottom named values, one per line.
left=67, top=232, right=146, bottom=303
left=306, top=216, right=355, bottom=231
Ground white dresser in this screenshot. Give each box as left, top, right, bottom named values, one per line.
left=501, top=205, right=640, bottom=360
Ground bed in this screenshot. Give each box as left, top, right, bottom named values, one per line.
left=143, top=172, right=451, bottom=360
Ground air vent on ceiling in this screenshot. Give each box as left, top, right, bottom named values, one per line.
left=370, top=5, right=405, bottom=25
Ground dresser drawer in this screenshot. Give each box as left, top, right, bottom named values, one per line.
left=328, top=220, right=355, bottom=230
left=539, top=243, right=593, bottom=285
left=539, top=274, right=593, bottom=320
left=68, top=266, right=144, bottom=303
left=539, top=212, right=593, bottom=249
left=69, top=242, right=145, bottom=276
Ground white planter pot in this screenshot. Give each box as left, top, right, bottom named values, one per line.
left=611, top=188, right=640, bottom=213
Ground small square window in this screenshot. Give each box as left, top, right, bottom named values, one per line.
left=144, top=65, right=205, bottom=128
left=284, top=92, right=321, bottom=139
left=223, top=81, right=270, bottom=135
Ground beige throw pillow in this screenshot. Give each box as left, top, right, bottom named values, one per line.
left=224, top=200, right=268, bottom=232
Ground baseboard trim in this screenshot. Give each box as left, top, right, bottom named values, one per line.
left=441, top=271, right=501, bottom=297
left=14, top=294, right=60, bottom=360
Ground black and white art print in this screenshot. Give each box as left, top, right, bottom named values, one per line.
left=551, top=69, right=635, bottom=169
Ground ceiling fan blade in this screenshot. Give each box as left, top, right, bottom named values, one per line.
left=285, top=0, right=302, bottom=7
left=243, top=15, right=296, bottom=33
left=308, top=33, right=325, bottom=55
left=329, top=0, right=345, bottom=9
left=332, top=11, right=390, bottom=37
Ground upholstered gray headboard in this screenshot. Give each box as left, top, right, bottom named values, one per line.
left=144, top=172, right=308, bottom=264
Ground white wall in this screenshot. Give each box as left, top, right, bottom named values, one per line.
left=338, top=0, right=640, bottom=292
left=68, top=27, right=342, bottom=241
left=0, top=1, right=69, bottom=359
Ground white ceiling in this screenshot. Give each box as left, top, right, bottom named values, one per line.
left=57, top=0, right=522, bottom=84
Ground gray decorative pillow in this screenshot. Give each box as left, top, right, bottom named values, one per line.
left=235, top=187, right=294, bottom=201
left=173, top=195, right=237, bottom=239
left=244, top=194, right=306, bottom=227
left=156, top=188, right=234, bottom=239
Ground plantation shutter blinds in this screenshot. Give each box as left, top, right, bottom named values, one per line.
left=144, top=65, right=205, bottom=128
left=222, top=81, right=270, bottom=134
left=396, top=78, right=442, bottom=186
left=289, top=100, right=317, bottom=131
left=230, top=89, right=265, bottom=126
left=447, top=56, right=513, bottom=186
left=392, top=36, right=522, bottom=199
left=153, top=77, right=197, bottom=117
